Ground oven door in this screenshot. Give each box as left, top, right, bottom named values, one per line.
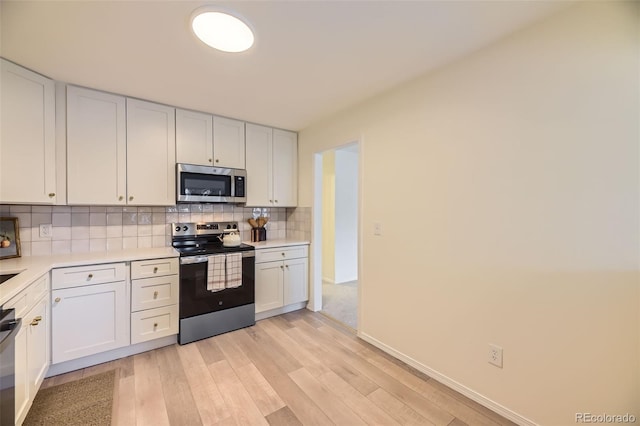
left=179, top=252, right=255, bottom=319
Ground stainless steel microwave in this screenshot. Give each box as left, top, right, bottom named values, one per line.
left=176, top=163, right=246, bottom=203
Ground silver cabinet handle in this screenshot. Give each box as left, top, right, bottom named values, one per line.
left=48, top=193, right=55, bottom=198
left=54, top=297, right=61, bottom=303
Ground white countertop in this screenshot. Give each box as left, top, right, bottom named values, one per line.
left=0, top=247, right=179, bottom=306
left=245, top=239, right=310, bottom=249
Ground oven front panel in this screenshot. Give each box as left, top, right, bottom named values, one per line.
left=179, top=255, right=255, bottom=319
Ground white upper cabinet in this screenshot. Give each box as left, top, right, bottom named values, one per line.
left=213, top=116, right=245, bottom=169
left=126, top=99, right=176, bottom=205
left=246, top=124, right=297, bottom=207
left=0, top=59, right=57, bottom=204
left=176, top=111, right=245, bottom=169
left=66, top=86, right=127, bottom=204
left=272, top=129, right=298, bottom=207
left=245, top=123, right=273, bottom=206
left=67, top=90, right=175, bottom=206
left=176, top=108, right=213, bottom=166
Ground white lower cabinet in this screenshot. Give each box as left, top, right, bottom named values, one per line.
left=255, top=244, right=309, bottom=317
left=131, top=305, right=178, bottom=345
left=255, top=262, right=284, bottom=313
left=14, top=322, right=28, bottom=423
left=51, top=263, right=129, bottom=364
left=4, top=273, right=50, bottom=424
left=130, top=258, right=178, bottom=344
left=283, top=257, right=308, bottom=305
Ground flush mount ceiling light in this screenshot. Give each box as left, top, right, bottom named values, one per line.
left=191, top=8, right=254, bottom=53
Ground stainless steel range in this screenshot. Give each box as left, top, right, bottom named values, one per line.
left=172, top=221, right=255, bottom=345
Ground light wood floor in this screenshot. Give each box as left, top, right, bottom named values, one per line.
left=41, top=310, right=516, bottom=426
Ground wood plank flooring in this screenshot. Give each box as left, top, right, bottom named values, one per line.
left=40, top=310, right=517, bottom=426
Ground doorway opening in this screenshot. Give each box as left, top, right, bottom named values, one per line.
left=313, top=143, right=359, bottom=329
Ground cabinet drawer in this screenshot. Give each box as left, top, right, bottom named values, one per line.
left=131, top=257, right=178, bottom=280
left=255, top=245, right=308, bottom=263
left=131, top=305, right=178, bottom=345
left=131, top=275, right=178, bottom=312
left=52, top=263, right=126, bottom=289
left=4, top=274, right=49, bottom=318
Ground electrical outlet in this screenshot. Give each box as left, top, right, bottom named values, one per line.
left=39, top=224, right=52, bottom=239
left=373, top=222, right=382, bottom=236
left=488, top=344, right=503, bottom=368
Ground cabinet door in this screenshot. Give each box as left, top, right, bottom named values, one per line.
left=67, top=86, right=127, bottom=204
left=14, top=324, right=29, bottom=422
left=255, top=261, right=283, bottom=313
left=176, top=108, right=213, bottom=166
left=213, top=116, right=245, bottom=169
left=52, top=281, right=129, bottom=363
left=272, top=129, right=298, bottom=207
left=27, top=295, right=49, bottom=399
left=0, top=59, right=56, bottom=204
left=284, top=257, right=308, bottom=305
left=245, top=123, right=273, bottom=207
left=126, top=99, right=176, bottom=205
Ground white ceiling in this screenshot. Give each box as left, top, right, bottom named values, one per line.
left=0, top=1, right=570, bottom=131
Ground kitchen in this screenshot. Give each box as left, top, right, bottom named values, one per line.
left=0, top=1, right=638, bottom=425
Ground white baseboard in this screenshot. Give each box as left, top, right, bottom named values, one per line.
left=255, top=302, right=307, bottom=321
left=46, top=335, right=177, bottom=377
left=358, top=332, right=538, bottom=426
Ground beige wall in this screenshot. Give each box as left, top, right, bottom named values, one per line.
left=298, top=2, right=639, bottom=424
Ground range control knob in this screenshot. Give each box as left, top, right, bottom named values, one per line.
left=232, top=224, right=237, bottom=229
left=175, top=226, right=180, bottom=232
left=226, top=224, right=231, bottom=229
left=182, top=226, right=189, bottom=232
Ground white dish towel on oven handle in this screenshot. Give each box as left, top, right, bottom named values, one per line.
left=226, top=253, right=243, bottom=289
left=207, top=255, right=226, bottom=292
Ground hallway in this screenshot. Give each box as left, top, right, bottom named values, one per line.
left=321, top=280, right=357, bottom=329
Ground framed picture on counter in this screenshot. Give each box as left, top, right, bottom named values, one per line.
left=0, top=217, right=21, bottom=259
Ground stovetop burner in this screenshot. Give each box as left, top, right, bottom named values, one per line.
left=171, top=222, right=254, bottom=256
left=175, top=244, right=254, bottom=256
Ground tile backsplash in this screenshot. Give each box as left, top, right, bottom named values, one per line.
left=0, top=204, right=311, bottom=257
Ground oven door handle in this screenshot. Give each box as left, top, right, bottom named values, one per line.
left=180, top=256, right=209, bottom=265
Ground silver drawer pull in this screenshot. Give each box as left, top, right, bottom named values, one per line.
left=153, top=291, right=158, bottom=299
